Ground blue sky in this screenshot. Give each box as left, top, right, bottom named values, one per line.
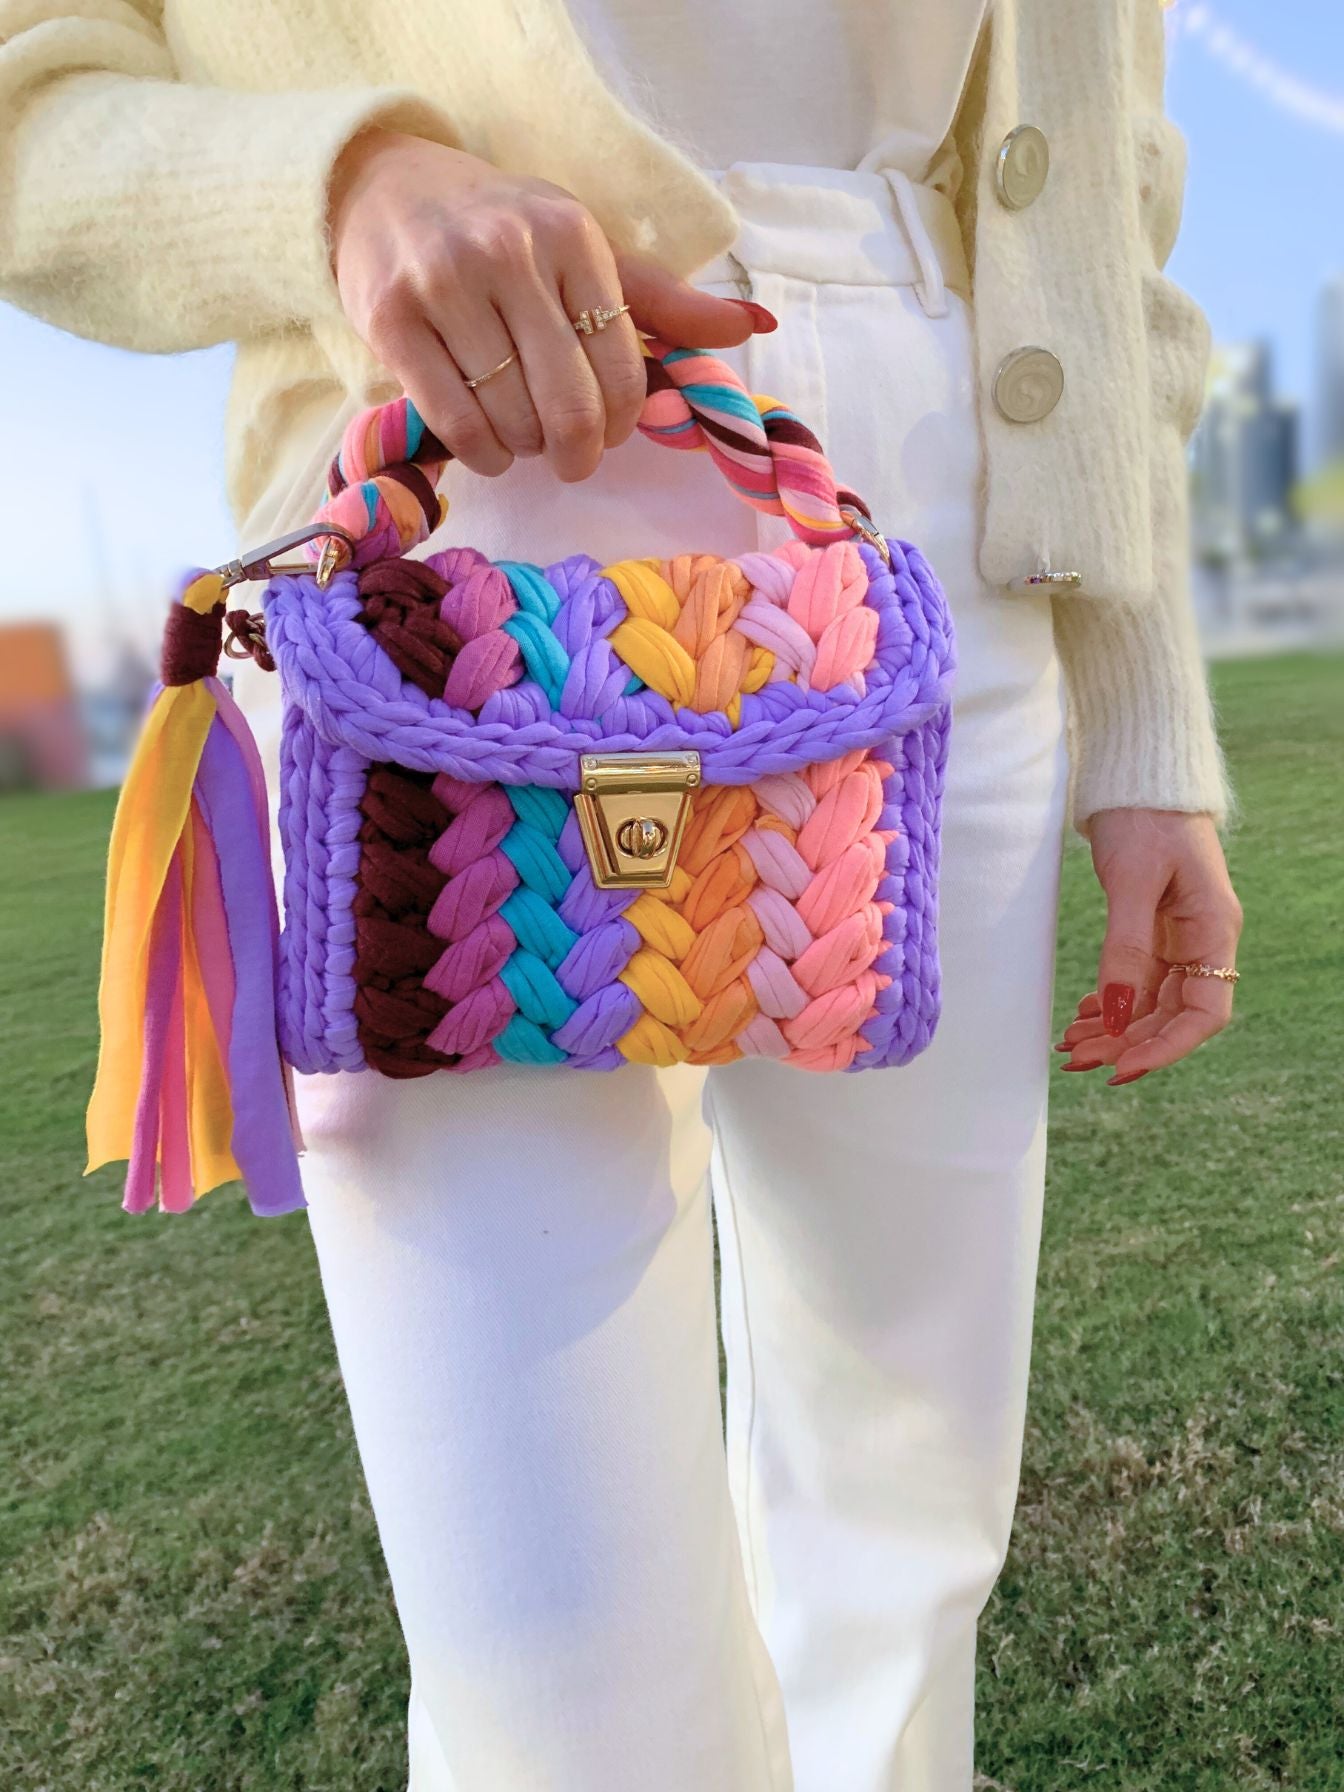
left=1, top=0, right=1341, bottom=676
left=1164, top=0, right=1344, bottom=416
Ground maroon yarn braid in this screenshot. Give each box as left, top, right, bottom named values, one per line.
left=347, top=559, right=470, bottom=1073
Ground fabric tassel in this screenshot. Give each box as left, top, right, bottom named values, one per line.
left=85, top=568, right=305, bottom=1216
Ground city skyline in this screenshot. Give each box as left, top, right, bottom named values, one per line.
left=1164, top=0, right=1344, bottom=414
left=1315, top=278, right=1344, bottom=468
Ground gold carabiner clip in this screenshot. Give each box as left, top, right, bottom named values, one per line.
left=214, top=523, right=358, bottom=592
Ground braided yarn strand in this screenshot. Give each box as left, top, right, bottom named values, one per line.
left=638, top=343, right=873, bottom=545
left=303, top=338, right=876, bottom=575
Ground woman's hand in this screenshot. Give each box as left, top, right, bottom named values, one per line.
left=326, top=129, right=773, bottom=484
left=1055, top=808, right=1243, bottom=1086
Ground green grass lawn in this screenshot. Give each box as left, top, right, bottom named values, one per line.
left=2, top=652, right=1341, bottom=1791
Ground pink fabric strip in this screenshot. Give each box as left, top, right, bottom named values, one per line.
left=157, top=941, right=194, bottom=1214
left=123, top=849, right=185, bottom=1214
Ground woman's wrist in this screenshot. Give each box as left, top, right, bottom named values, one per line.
left=1076, top=803, right=1219, bottom=842
left=326, top=125, right=411, bottom=281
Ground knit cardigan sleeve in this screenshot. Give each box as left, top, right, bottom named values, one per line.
left=0, top=1, right=463, bottom=351
left=951, top=3, right=1235, bottom=836
left=1053, top=1, right=1234, bottom=835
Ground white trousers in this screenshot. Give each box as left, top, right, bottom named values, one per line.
left=235, top=161, right=1070, bottom=1792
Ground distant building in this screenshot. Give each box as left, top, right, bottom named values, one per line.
left=1190, top=341, right=1300, bottom=563
left=1315, top=277, right=1344, bottom=471
left=0, top=622, right=89, bottom=791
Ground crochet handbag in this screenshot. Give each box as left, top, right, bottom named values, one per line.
left=85, top=335, right=956, bottom=1217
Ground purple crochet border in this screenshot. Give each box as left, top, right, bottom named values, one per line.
left=277, top=707, right=365, bottom=1073
left=264, top=540, right=954, bottom=790
left=851, top=709, right=950, bottom=1070
left=272, top=534, right=956, bottom=1075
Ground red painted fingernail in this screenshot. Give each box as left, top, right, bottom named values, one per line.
left=1102, top=983, right=1135, bottom=1037
left=1107, top=1069, right=1149, bottom=1087
left=1060, top=1060, right=1099, bottom=1072
left=730, top=299, right=778, bottom=332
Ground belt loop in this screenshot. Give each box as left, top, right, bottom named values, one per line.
left=881, top=168, right=949, bottom=320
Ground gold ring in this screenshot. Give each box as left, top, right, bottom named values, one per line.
left=464, top=350, right=518, bottom=391
left=572, top=302, right=632, bottom=335
left=1169, top=962, right=1241, bottom=984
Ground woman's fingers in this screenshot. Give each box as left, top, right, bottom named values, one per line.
left=1109, top=966, right=1237, bottom=1079
left=1057, top=811, right=1243, bottom=1086
left=436, top=295, right=547, bottom=464
left=1108, top=1003, right=1226, bottom=1080
left=1095, top=863, right=1168, bottom=1038
left=375, top=312, right=516, bottom=479
left=614, top=247, right=770, bottom=349
left=1060, top=999, right=1171, bottom=1069
left=501, top=288, right=609, bottom=483
left=1108, top=874, right=1242, bottom=1076
left=1056, top=1015, right=1103, bottom=1052
left=1057, top=970, right=1183, bottom=1069
left=1062, top=956, right=1237, bottom=1083
left=554, top=229, right=656, bottom=450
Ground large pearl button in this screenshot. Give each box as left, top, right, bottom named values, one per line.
left=992, top=347, right=1064, bottom=424
left=995, top=125, right=1050, bottom=210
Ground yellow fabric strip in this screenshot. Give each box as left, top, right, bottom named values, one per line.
left=85, top=680, right=218, bottom=1172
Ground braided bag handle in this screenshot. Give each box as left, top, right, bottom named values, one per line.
left=303, top=335, right=881, bottom=572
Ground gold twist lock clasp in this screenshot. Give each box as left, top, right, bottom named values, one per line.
left=574, top=752, right=701, bottom=890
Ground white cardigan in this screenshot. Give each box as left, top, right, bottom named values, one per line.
left=0, top=0, right=1231, bottom=830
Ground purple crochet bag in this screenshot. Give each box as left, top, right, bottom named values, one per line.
left=87, top=335, right=955, bottom=1216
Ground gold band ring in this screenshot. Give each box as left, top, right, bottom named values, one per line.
left=572, top=301, right=632, bottom=335
left=465, top=303, right=628, bottom=387
left=464, top=350, right=518, bottom=391
left=1169, top=962, right=1241, bottom=984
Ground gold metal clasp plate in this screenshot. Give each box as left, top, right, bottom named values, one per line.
left=574, top=752, right=701, bottom=890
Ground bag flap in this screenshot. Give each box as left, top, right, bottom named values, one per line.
left=263, top=536, right=954, bottom=791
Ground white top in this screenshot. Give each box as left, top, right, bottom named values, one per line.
left=564, top=0, right=989, bottom=182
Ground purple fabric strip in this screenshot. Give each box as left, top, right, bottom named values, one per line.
left=850, top=710, right=950, bottom=1071
left=194, top=718, right=307, bottom=1215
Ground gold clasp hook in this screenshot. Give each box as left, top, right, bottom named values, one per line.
left=214, top=523, right=357, bottom=592
left=839, top=506, right=892, bottom=569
